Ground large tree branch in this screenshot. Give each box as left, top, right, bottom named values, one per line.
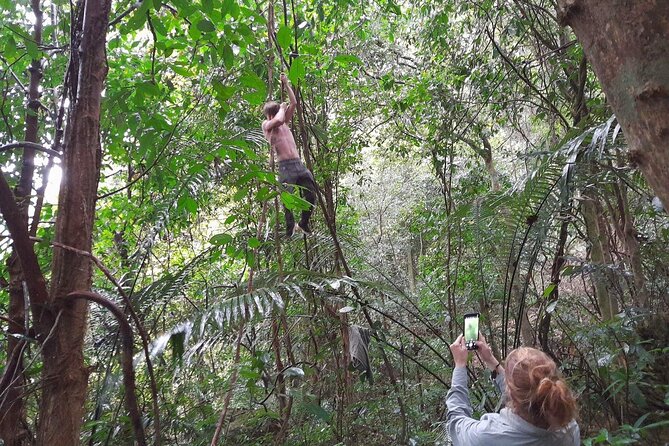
left=0, top=340, right=27, bottom=398
left=0, top=174, right=49, bottom=308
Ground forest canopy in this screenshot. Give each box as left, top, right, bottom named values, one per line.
left=1, top=0, right=668, bottom=445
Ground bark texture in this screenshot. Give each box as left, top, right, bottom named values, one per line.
left=36, top=0, right=111, bottom=443
left=558, top=0, right=669, bottom=209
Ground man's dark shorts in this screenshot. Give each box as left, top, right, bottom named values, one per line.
left=278, top=158, right=314, bottom=186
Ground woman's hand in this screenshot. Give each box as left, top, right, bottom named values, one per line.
left=476, top=335, right=500, bottom=371
left=450, top=334, right=469, bottom=368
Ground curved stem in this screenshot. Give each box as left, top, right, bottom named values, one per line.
left=49, top=240, right=161, bottom=444
left=0, top=141, right=60, bottom=158
left=66, top=291, right=147, bottom=446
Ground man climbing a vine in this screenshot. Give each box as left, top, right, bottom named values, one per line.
left=262, top=73, right=317, bottom=236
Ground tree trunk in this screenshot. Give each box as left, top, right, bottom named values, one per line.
left=558, top=0, right=669, bottom=210
left=0, top=271, right=30, bottom=446
left=1, top=0, right=44, bottom=443
left=36, top=0, right=111, bottom=443
left=610, top=177, right=649, bottom=307
left=582, top=196, right=619, bottom=320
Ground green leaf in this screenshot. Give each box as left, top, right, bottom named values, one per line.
left=334, top=54, right=362, bottom=66
left=178, top=196, right=198, bottom=214
left=302, top=403, right=332, bottom=423
left=277, top=25, right=292, bottom=50
left=255, top=186, right=275, bottom=201
left=171, top=64, right=193, bottom=77
left=212, top=79, right=236, bottom=100
left=210, top=233, right=233, bottom=245
left=239, top=71, right=265, bottom=90
left=25, top=39, right=40, bottom=59
left=239, top=367, right=261, bottom=380
left=243, top=90, right=266, bottom=106
left=197, top=19, right=216, bottom=33
left=136, top=81, right=161, bottom=97
left=542, top=283, right=556, bottom=298
left=280, top=191, right=311, bottom=211
left=221, top=44, right=234, bottom=69
left=387, top=0, right=401, bottom=15
left=221, top=0, right=240, bottom=18
left=288, top=57, right=305, bottom=84
left=233, top=187, right=248, bottom=201
left=201, top=0, right=213, bottom=14
left=248, top=237, right=261, bottom=248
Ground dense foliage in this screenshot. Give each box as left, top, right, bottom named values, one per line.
left=1, top=0, right=668, bottom=445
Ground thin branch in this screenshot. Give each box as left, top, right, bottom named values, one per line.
left=108, top=1, right=142, bottom=27
left=0, top=141, right=61, bottom=157
left=485, top=28, right=570, bottom=129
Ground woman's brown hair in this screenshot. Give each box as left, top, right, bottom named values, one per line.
left=504, top=347, right=577, bottom=429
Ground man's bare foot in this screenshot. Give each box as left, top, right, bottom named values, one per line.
left=296, top=221, right=312, bottom=235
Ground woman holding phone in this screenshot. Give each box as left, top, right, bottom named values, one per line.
left=446, top=335, right=580, bottom=445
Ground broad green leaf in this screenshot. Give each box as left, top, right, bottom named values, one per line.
left=136, top=81, right=161, bottom=97
left=302, top=403, right=332, bottom=423
left=288, top=57, right=305, bottom=84
left=248, top=237, right=261, bottom=248
left=221, top=44, right=234, bottom=69
left=334, top=54, right=362, bottom=66
left=233, top=187, right=248, bottom=202
left=171, top=64, right=193, bottom=77
left=212, top=80, right=236, bottom=100
left=197, top=19, right=216, bottom=33
left=177, top=196, right=198, bottom=214
left=277, top=25, right=292, bottom=50
left=201, top=0, right=213, bottom=14
left=239, top=71, right=265, bottom=90
left=255, top=187, right=276, bottom=201
left=243, top=91, right=266, bottom=106
left=280, top=191, right=311, bottom=211
left=25, top=39, right=41, bottom=59
left=210, top=233, right=233, bottom=245
left=221, top=0, right=240, bottom=19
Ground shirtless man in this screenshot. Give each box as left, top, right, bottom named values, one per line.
left=262, top=73, right=317, bottom=236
